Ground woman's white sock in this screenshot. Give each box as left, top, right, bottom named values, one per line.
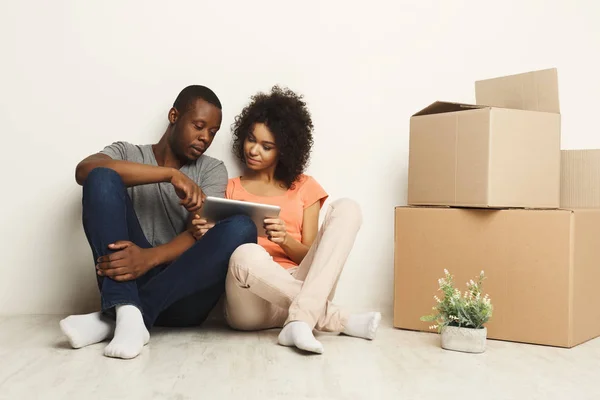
left=278, top=321, right=324, bottom=354
left=342, top=312, right=381, bottom=340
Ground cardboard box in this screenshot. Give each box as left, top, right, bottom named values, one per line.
left=561, top=149, right=600, bottom=208
left=393, top=206, right=600, bottom=348
left=408, top=68, right=561, bottom=208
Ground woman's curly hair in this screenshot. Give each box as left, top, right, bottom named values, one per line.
left=232, top=86, right=314, bottom=189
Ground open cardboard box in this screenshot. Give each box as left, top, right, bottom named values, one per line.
left=408, top=68, right=561, bottom=208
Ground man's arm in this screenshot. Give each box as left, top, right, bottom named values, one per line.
left=77, top=153, right=205, bottom=212
left=75, top=153, right=176, bottom=187
left=148, top=230, right=196, bottom=267
left=97, top=221, right=198, bottom=281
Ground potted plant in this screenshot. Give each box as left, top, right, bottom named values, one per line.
left=420, top=269, right=493, bottom=353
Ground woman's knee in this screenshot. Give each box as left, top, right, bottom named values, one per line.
left=228, top=243, right=270, bottom=285
left=329, top=198, right=362, bottom=226
left=229, top=243, right=268, bottom=267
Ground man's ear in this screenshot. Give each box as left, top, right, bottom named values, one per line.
left=168, top=107, right=179, bottom=125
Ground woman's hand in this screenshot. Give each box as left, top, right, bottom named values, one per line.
left=189, top=214, right=215, bottom=240
left=264, top=218, right=288, bottom=245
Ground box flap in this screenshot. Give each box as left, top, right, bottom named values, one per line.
left=475, top=68, right=560, bottom=113
left=412, top=101, right=485, bottom=117
left=408, top=113, right=459, bottom=205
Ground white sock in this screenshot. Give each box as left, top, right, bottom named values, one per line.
left=103, top=305, right=149, bottom=360
left=59, top=312, right=115, bottom=349
left=278, top=321, right=324, bottom=354
left=342, top=312, right=381, bottom=340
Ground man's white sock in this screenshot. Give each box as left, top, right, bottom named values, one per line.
left=103, top=305, right=149, bottom=360
left=59, top=312, right=114, bottom=349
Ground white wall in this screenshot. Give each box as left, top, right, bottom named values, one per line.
left=1, top=0, right=599, bottom=315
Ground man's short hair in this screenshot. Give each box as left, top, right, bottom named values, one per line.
left=173, top=85, right=222, bottom=115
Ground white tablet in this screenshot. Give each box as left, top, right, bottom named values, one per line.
left=200, top=196, right=281, bottom=237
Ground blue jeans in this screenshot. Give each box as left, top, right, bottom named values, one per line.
left=81, top=168, right=257, bottom=329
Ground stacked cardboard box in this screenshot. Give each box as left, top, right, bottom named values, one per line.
left=561, top=149, right=600, bottom=208
left=394, top=69, right=600, bottom=348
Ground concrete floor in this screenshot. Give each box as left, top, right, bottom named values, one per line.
left=0, top=315, right=599, bottom=399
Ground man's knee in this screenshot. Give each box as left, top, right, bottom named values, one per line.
left=221, top=215, right=258, bottom=245
left=83, top=167, right=125, bottom=201
left=85, top=167, right=122, bottom=186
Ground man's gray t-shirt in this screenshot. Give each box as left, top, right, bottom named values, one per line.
left=101, top=141, right=228, bottom=247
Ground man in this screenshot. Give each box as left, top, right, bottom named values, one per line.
left=60, top=85, right=256, bottom=360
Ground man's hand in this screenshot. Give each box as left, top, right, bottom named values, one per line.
left=264, top=218, right=288, bottom=245
left=96, top=241, right=156, bottom=281
left=171, top=170, right=206, bottom=212
left=189, top=214, right=215, bottom=240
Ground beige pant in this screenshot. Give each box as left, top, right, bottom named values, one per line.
left=224, top=198, right=362, bottom=332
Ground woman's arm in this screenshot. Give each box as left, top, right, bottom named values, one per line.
left=274, top=201, right=321, bottom=265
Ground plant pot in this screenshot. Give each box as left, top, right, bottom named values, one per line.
left=440, top=326, right=487, bottom=353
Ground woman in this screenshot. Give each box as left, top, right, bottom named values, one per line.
left=193, top=86, right=380, bottom=354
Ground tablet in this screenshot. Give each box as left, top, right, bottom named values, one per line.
left=200, top=196, right=281, bottom=237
